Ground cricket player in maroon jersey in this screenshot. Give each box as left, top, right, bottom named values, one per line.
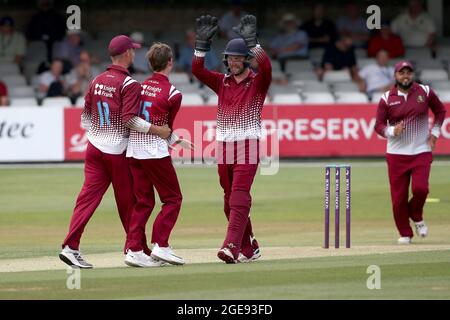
left=192, top=15, right=272, bottom=263
left=59, top=35, right=171, bottom=269
left=124, top=42, right=193, bottom=267
left=375, top=61, right=446, bottom=244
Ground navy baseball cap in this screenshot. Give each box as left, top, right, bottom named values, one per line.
left=108, top=35, right=141, bottom=56
left=394, top=61, right=414, bottom=73
left=0, top=16, right=14, bottom=26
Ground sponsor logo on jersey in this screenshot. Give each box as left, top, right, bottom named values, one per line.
left=389, top=100, right=401, bottom=106
left=94, top=83, right=116, bottom=98
left=141, top=84, right=162, bottom=97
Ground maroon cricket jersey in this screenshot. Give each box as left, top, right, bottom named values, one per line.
left=126, top=73, right=182, bottom=159
left=192, top=45, right=272, bottom=142
left=82, top=65, right=141, bottom=154
left=375, top=83, right=446, bottom=155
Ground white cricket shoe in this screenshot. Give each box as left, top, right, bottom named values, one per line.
left=217, top=247, right=237, bottom=264
left=249, top=246, right=261, bottom=261
left=415, top=221, right=428, bottom=237
left=151, top=243, right=185, bottom=265
left=237, top=248, right=261, bottom=263
left=124, top=250, right=166, bottom=268
left=398, top=237, right=412, bottom=245
left=59, top=245, right=93, bottom=269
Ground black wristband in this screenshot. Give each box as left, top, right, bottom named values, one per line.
left=195, top=40, right=211, bottom=52
left=244, top=37, right=257, bottom=48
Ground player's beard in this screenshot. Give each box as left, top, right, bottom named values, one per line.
left=231, top=63, right=246, bottom=76
left=396, top=79, right=413, bottom=90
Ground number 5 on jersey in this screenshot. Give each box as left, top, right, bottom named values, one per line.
left=140, top=101, right=152, bottom=122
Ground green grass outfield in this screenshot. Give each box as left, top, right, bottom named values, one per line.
left=0, top=161, right=449, bottom=299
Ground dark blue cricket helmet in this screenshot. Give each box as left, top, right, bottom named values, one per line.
left=222, top=38, right=254, bottom=70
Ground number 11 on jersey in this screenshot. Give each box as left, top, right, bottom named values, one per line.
left=97, top=101, right=111, bottom=127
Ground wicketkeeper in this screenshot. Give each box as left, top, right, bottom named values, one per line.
left=192, top=14, right=272, bottom=263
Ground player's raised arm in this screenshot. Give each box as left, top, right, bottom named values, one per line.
left=233, top=14, right=272, bottom=92
left=191, top=15, right=224, bottom=93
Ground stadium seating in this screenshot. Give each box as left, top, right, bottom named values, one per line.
left=289, top=71, right=319, bottom=83
left=357, top=58, right=376, bottom=69
left=436, top=46, right=450, bottom=62
left=23, top=61, right=41, bottom=83
left=75, top=96, right=85, bottom=107
left=270, top=84, right=299, bottom=94
left=9, top=98, right=39, bottom=107
left=205, top=94, right=218, bottom=106
left=272, top=93, right=303, bottom=104
left=405, top=48, right=433, bottom=60
left=9, top=86, right=35, bottom=98
left=302, top=92, right=335, bottom=104
left=41, top=97, right=72, bottom=108
left=177, top=83, right=202, bottom=93
left=371, top=91, right=384, bottom=104
left=322, top=70, right=352, bottom=83
left=431, top=81, right=450, bottom=91
left=169, top=73, right=191, bottom=85
left=132, top=73, right=148, bottom=83
left=434, top=90, right=450, bottom=102
left=271, top=70, right=286, bottom=80
left=270, top=59, right=282, bottom=73
left=308, top=48, right=325, bottom=65
left=181, top=93, right=204, bottom=106
left=414, top=59, right=444, bottom=71
left=2, top=75, right=27, bottom=87
left=335, top=92, right=369, bottom=103
left=89, top=40, right=111, bottom=62
left=3, top=15, right=450, bottom=111
left=0, top=63, right=20, bottom=75
left=285, top=60, right=314, bottom=72
left=419, top=69, right=449, bottom=84
left=332, top=82, right=360, bottom=93
left=355, top=48, right=368, bottom=58
left=24, top=41, right=47, bottom=63
left=300, top=81, right=330, bottom=93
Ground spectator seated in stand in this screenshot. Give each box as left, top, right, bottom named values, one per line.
left=318, top=36, right=357, bottom=80
left=130, top=31, right=150, bottom=74
left=0, top=16, right=26, bottom=70
left=25, top=0, right=66, bottom=62
left=52, top=29, right=84, bottom=73
left=218, top=0, right=247, bottom=39
left=336, top=2, right=369, bottom=48
left=391, top=0, right=436, bottom=52
left=367, top=21, right=405, bottom=58
left=354, top=49, right=395, bottom=99
left=67, top=50, right=101, bottom=105
left=269, top=13, right=309, bottom=73
left=300, top=3, right=337, bottom=49
left=38, top=59, right=68, bottom=99
left=177, top=29, right=221, bottom=81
